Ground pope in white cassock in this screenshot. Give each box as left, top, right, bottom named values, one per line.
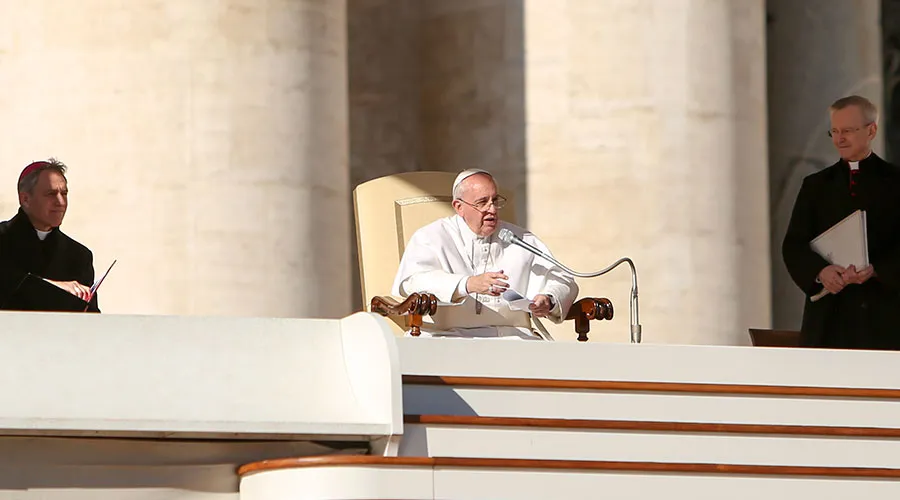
left=392, top=169, right=579, bottom=339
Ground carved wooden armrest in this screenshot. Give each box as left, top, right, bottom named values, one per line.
left=370, top=293, right=438, bottom=337
left=565, top=297, right=614, bottom=342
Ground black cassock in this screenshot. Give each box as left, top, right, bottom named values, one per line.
left=783, top=153, right=900, bottom=349
left=0, top=208, right=100, bottom=312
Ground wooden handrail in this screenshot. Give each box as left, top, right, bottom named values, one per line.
left=404, top=414, right=900, bottom=438
left=402, top=375, right=900, bottom=400
left=565, top=297, right=614, bottom=341
left=370, top=293, right=438, bottom=336
left=238, top=455, right=900, bottom=479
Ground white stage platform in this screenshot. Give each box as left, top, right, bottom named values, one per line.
left=1, top=311, right=899, bottom=499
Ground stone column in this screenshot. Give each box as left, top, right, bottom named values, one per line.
left=0, top=1, right=350, bottom=318
left=522, top=0, right=771, bottom=344
left=885, top=0, right=900, bottom=161
left=767, top=0, right=883, bottom=330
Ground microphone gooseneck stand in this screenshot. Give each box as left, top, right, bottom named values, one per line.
left=498, top=229, right=642, bottom=343
left=547, top=256, right=642, bottom=344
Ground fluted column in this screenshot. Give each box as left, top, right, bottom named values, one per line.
left=0, top=0, right=350, bottom=318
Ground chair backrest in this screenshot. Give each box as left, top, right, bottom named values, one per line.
left=748, top=328, right=802, bottom=347
left=353, top=172, right=517, bottom=315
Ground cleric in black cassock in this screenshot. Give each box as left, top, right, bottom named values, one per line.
left=783, top=96, right=900, bottom=349
left=0, top=159, right=99, bottom=312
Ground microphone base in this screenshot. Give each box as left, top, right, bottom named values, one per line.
left=631, top=325, right=642, bottom=344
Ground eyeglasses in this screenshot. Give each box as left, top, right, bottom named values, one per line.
left=457, top=195, right=507, bottom=212
left=828, top=123, right=873, bottom=138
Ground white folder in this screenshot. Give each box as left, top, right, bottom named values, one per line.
left=808, top=210, right=868, bottom=301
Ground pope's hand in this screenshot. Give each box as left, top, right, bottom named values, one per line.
left=529, top=294, right=553, bottom=318
left=467, top=271, right=509, bottom=296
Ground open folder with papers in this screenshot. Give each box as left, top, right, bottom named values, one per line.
left=809, top=210, right=868, bottom=302
left=88, top=259, right=116, bottom=303
left=0, top=259, right=116, bottom=312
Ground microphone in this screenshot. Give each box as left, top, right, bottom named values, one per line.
left=498, top=229, right=552, bottom=260
left=497, top=228, right=642, bottom=343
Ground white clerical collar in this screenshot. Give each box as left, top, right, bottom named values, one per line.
left=849, top=151, right=872, bottom=171
left=35, top=229, right=51, bottom=241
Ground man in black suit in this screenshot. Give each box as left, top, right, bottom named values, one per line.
left=783, top=95, right=900, bottom=349
left=0, top=158, right=99, bottom=312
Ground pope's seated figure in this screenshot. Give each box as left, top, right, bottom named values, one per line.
left=392, top=169, right=578, bottom=339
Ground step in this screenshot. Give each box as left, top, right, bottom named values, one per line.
left=238, top=455, right=900, bottom=500
left=399, top=415, right=900, bottom=467
left=403, top=375, right=900, bottom=428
